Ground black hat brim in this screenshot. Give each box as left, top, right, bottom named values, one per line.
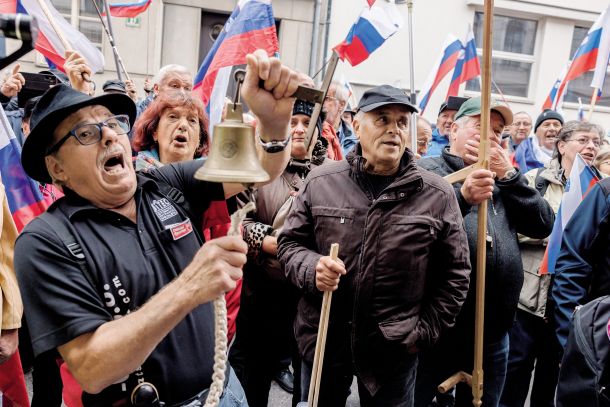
left=22, top=92, right=137, bottom=184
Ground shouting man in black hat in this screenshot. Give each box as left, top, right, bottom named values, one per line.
left=278, top=84, right=471, bottom=406
left=14, top=50, right=299, bottom=407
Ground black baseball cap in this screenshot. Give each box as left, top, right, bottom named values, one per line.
left=356, top=85, right=418, bottom=113
left=438, top=96, right=469, bottom=115
left=102, top=79, right=127, bottom=94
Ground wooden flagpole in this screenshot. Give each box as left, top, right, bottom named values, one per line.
left=35, top=0, right=91, bottom=82
left=439, top=1, right=494, bottom=406
left=588, top=86, right=599, bottom=121
left=307, top=243, right=340, bottom=407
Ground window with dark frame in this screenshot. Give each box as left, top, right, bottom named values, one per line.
left=466, top=11, right=538, bottom=98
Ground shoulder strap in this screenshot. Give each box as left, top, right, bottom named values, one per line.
left=37, top=212, right=98, bottom=290
left=534, top=167, right=550, bottom=197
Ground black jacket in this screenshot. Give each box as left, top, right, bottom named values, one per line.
left=278, top=147, right=471, bottom=395
left=418, top=148, right=555, bottom=341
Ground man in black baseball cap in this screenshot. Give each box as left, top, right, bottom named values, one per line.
left=279, top=84, right=470, bottom=405
left=426, top=96, right=469, bottom=158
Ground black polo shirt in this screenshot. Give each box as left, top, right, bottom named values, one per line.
left=15, top=160, right=225, bottom=405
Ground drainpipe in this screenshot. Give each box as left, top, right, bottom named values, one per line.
left=321, top=0, right=333, bottom=78
left=309, top=0, right=322, bottom=77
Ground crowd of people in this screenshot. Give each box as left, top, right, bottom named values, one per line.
left=1, top=48, right=610, bottom=407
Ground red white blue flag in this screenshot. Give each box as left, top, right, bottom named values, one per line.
left=0, top=106, right=48, bottom=231
left=108, top=0, right=152, bottom=18
left=447, top=25, right=480, bottom=98
left=333, top=0, right=403, bottom=67
left=539, top=154, right=599, bottom=274
left=418, top=34, right=462, bottom=113
left=543, top=6, right=610, bottom=110
left=0, top=0, right=104, bottom=73
left=193, top=0, right=279, bottom=137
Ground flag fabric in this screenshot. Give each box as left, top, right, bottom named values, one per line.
left=418, top=34, right=462, bottom=113
left=543, top=65, right=568, bottom=111
left=0, top=0, right=105, bottom=73
left=0, top=106, right=32, bottom=407
left=193, top=0, right=279, bottom=137
left=512, top=135, right=552, bottom=172
left=539, top=154, right=599, bottom=275
left=367, top=0, right=376, bottom=7
left=339, top=73, right=358, bottom=108
left=543, top=6, right=610, bottom=111
left=0, top=106, right=48, bottom=231
left=0, top=352, right=29, bottom=407
left=333, top=1, right=403, bottom=67
left=591, top=5, right=610, bottom=89
left=447, top=25, right=480, bottom=98
left=108, top=0, right=152, bottom=17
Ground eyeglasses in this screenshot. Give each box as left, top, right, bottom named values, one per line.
left=46, top=115, right=131, bottom=155
left=324, top=95, right=337, bottom=102
left=567, top=137, right=602, bottom=148
left=417, top=139, right=432, bottom=147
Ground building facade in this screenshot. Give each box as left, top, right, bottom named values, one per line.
left=6, top=0, right=610, bottom=129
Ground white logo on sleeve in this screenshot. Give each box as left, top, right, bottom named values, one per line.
left=151, top=198, right=179, bottom=222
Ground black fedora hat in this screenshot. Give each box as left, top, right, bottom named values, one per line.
left=22, top=84, right=137, bottom=184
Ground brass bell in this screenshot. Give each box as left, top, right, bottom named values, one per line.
left=195, top=71, right=270, bottom=184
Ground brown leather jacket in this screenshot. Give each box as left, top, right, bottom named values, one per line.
left=277, top=147, right=471, bottom=395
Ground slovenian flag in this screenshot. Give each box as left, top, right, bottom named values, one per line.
left=193, top=0, right=279, bottom=137
left=0, top=106, right=48, bottom=231
left=333, top=0, right=403, bottom=67
left=539, top=154, right=599, bottom=274
left=543, top=6, right=610, bottom=111
left=0, top=0, right=104, bottom=73
left=447, top=25, right=480, bottom=98
left=0, top=105, right=37, bottom=407
left=418, top=34, right=462, bottom=113
left=108, top=0, right=152, bottom=18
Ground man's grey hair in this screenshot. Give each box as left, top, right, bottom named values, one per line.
left=330, top=81, right=349, bottom=103
left=512, top=111, right=532, bottom=121
left=152, top=64, right=191, bottom=85
left=417, top=116, right=432, bottom=127
left=452, top=115, right=472, bottom=129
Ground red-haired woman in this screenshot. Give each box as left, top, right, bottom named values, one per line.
left=132, top=91, right=209, bottom=170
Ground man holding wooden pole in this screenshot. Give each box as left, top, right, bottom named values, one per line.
left=415, top=97, right=555, bottom=407
left=278, top=85, right=471, bottom=406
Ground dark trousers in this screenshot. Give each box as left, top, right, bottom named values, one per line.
left=415, top=333, right=509, bottom=407
left=31, top=351, right=63, bottom=407
left=229, top=278, right=301, bottom=407
left=499, top=310, right=560, bottom=407
left=300, top=354, right=418, bottom=407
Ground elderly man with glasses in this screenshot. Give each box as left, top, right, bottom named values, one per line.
left=15, top=50, right=299, bottom=407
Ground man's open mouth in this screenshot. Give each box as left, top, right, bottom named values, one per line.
left=103, top=152, right=125, bottom=173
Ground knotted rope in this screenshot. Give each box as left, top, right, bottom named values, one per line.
left=204, top=201, right=255, bottom=407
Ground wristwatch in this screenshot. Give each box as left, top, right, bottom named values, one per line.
left=257, top=133, right=292, bottom=153
left=499, top=168, right=517, bottom=180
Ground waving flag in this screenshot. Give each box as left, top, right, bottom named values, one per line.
left=540, top=154, right=599, bottom=274
left=333, top=0, right=403, bottom=67
left=447, top=25, right=480, bottom=98
left=108, top=0, right=152, bottom=17
left=0, top=0, right=105, bottom=72
left=0, top=107, right=48, bottom=231
left=193, top=0, right=279, bottom=136
left=339, top=73, right=358, bottom=109
left=543, top=6, right=610, bottom=111
left=418, top=34, right=462, bottom=113
left=367, top=0, right=376, bottom=6
left=0, top=106, right=34, bottom=407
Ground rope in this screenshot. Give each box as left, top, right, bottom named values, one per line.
left=204, top=201, right=256, bottom=407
